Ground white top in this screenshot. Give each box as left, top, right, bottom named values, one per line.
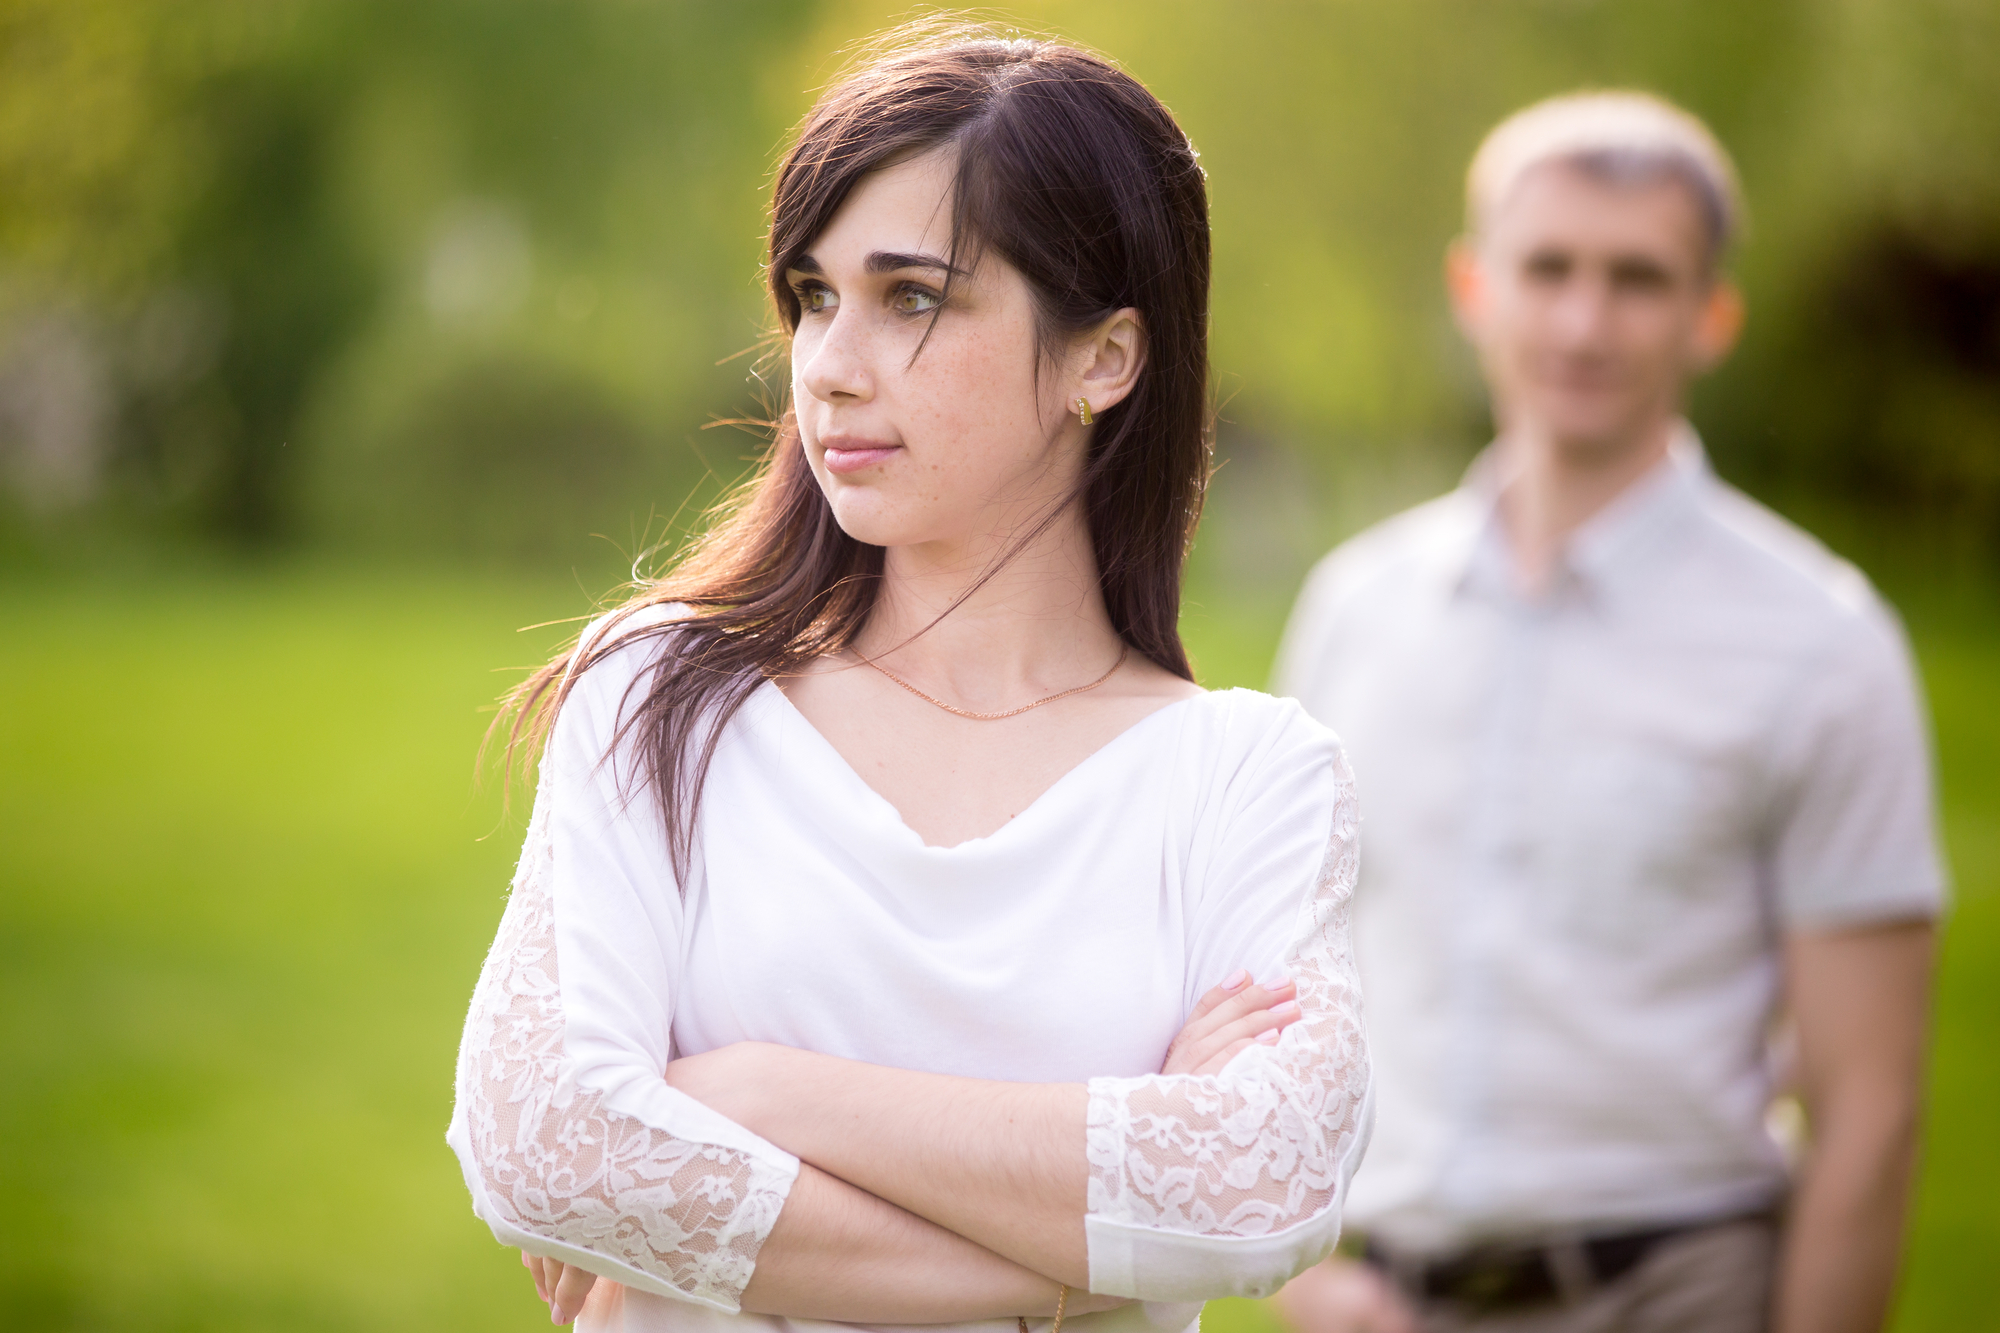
left=1272, top=431, right=1946, bottom=1254
left=447, top=613, right=1372, bottom=1333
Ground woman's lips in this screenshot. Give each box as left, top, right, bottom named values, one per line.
left=821, top=440, right=901, bottom=475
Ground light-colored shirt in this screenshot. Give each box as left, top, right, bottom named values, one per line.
left=448, top=609, right=1373, bottom=1332
left=1272, top=433, right=1945, bottom=1254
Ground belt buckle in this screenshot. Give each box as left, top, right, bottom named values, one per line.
left=1430, top=1245, right=1562, bottom=1314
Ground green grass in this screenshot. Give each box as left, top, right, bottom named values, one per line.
left=0, top=568, right=580, bottom=1331
left=0, top=566, right=1992, bottom=1331
left=1880, top=593, right=2000, bottom=1331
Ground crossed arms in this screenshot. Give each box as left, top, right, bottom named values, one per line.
left=524, top=975, right=1309, bottom=1324
left=448, top=677, right=1371, bottom=1326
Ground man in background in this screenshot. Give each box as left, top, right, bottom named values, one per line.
left=1273, top=93, right=1943, bottom=1332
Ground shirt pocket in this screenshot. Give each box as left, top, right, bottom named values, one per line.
left=1534, top=731, right=1755, bottom=950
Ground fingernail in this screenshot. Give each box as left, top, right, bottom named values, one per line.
left=1259, top=1028, right=1281, bottom=1043
left=1223, top=969, right=1250, bottom=991
left=1272, top=1000, right=1301, bottom=1020
left=1261, top=972, right=1292, bottom=990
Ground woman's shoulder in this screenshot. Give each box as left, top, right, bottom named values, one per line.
left=1172, top=686, right=1352, bottom=794
left=1164, top=689, right=1355, bottom=886
left=563, top=599, right=696, bottom=682
left=575, top=599, right=697, bottom=661
left=548, top=600, right=703, bottom=733
left=1178, top=685, right=1342, bottom=745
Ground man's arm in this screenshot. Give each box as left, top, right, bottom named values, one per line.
left=1775, top=920, right=1935, bottom=1333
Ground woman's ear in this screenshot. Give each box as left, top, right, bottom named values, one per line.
left=1075, top=307, right=1147, bottom=415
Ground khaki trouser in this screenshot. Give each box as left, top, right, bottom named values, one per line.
left=1412, top=1219, right=1777, bottom=1333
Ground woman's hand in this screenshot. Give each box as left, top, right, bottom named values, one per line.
left=523, top=1251, right=598, bottom=1326
left=1160, top=970, right=1301, bottom=1076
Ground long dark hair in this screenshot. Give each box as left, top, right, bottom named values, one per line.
left=499, top=22, right=1213, bottom=877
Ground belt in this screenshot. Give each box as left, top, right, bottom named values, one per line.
left=1361, top=1215, right=1760, bottom=1314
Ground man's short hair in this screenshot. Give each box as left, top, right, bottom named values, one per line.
left=1467, top=91, right=1742, bottom=267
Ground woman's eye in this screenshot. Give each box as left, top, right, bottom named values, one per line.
left=895, top=286, right=941, bottom=315
left=797, top=284, right=837, bottom=315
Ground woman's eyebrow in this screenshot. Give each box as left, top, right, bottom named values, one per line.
left=866, top=250, right=965, bottom=276
left=785, top=251, right=967, bottom=277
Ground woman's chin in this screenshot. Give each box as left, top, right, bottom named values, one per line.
left=823, top=498, right=937, bottom=551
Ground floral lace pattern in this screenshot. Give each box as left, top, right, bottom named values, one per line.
left=1084, top=770, right=1367, bottom=1239
left=453, top=795, right=794, bottom=1311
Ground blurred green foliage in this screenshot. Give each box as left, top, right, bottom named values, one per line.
left=1, top=0, right=1996, bottom=572
left=0, top=0, right=812, bottom=562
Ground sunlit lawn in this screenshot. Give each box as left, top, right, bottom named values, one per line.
left=1, top=565, right=1993, bottom=1331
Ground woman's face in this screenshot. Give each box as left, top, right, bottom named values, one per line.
left=784, top=149, right=1093, bottom=553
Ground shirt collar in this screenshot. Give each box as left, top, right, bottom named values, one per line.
left=1448, top=421, right=1710, bottom=607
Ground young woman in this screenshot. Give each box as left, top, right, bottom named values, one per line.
left=447, top=28, right=1369, bottom=1333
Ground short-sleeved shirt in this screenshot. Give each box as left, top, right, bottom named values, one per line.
left=1272, top=429, right=1945, bottom=1253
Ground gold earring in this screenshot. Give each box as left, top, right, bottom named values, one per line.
left=1075, top=397, right=1094, bottom=426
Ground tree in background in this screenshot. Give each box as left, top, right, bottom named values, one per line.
left=0, top=3, right=370, bottom=541
left=0, top=0, right=804, bottom=561
left=0, top=0, right=1994, bottom=570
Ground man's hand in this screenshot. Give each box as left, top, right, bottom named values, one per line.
left=1161, top=970, right=1302, bottom=1076
left=523, top=1251, right=598, bottom=1326
left=1273, top=1256, right=1420, bottom=1333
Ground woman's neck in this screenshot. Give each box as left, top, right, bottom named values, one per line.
left=850, top=503, right=1124, bottom=704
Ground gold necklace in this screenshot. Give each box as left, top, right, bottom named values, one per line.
left=860, top=644, right=1128, bottom=721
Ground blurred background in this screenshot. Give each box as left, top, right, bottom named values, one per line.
left=0, top=1, right=1993, bottom=1329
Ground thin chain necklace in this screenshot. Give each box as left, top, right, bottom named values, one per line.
left=859, top=643, right=1129, bottom=721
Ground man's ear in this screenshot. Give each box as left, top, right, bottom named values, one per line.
left=1076, top=307, right=1147, bottom=415
left=1445, top=238, right=1486, bottom=341
left=1693, top=279, right=1745, bottom=371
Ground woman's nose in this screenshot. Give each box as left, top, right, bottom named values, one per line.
left=798, top=313, right=873, bottom=404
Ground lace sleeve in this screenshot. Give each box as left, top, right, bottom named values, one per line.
left=1082, top=762, right=1370, bottom=1301
left=446, top=712, right=799, bottom=1313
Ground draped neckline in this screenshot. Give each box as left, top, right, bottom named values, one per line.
left=755, top=678, right=1204, bottom=852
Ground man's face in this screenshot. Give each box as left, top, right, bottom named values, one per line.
left=1453, top=160, right=1738, bottom=459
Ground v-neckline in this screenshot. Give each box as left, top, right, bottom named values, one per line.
left=757, top=679, right=1204, bottom=851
